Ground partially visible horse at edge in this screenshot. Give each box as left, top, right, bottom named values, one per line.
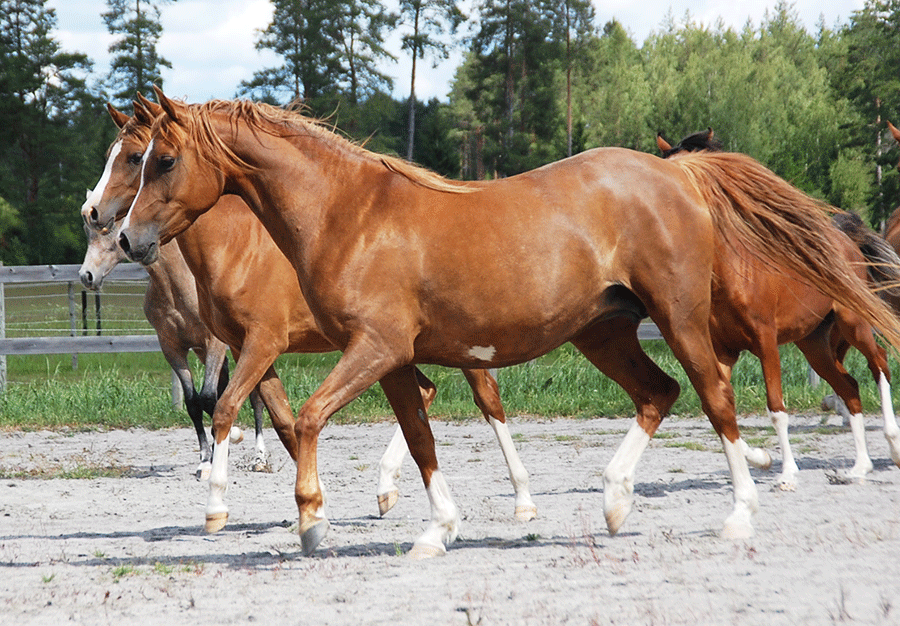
left=657, top=129, right=900, bottom=487
left=80, top=99, right=537, bottom=536
left=80, top=197, right=256, bottom=479
left=117, top=88, right=900, bottom=557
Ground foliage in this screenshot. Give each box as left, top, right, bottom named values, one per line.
left=239, top=0, right=396, bottom=113
left=102, top=0, right=174, bottom=107
left=398, top=0, right=465, bottom=159
left=0, top=0, right=110, bottom=265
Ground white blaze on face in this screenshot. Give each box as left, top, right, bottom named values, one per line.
left=82, top=140, right=123, bottom=219
left=120, top=139, right=153, bottom=231
left=467, top=345, right=496, bottom=362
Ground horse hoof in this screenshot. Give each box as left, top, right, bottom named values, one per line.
left=775, top=479, right=797, bottom=492
left=252, top=460, right=273, bottom=473
left=514, top=505, right=537, bottom=522
left=300, top=519, right=330, bottom=556
left=604, top=489, right=632, bottom=536
left=196, top=463, right=212, bottom=481
left=408, top=541, right=446, bottom=560
left=229, top=426, right=244, bottom=444
left=205, top=511, right=228, bottom=534
left=721, top=516, right=754, bottom=540
left=377, top=489, right=399, bottom=517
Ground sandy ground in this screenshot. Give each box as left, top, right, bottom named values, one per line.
left=1, top=412, right=899, bottom=625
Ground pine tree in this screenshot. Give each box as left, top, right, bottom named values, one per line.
left=0, top=0, right=102, bottom=264
left=398, top=0, right=465, bottom=160
left=103, top=0, right=174, bottom=106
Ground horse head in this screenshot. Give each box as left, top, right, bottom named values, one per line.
left=656, top=128, right=722, bottom=158
left=119, top=87, right=227, bottom=265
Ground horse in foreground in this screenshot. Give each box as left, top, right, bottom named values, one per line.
left=81, top=100, right=536, bottom=538
left=658, top=130, right=900, bottom=486
left=117, top=88, right=900, bottom=556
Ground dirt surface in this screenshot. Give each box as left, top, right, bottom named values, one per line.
left=1, top=413, right=899, bottom=625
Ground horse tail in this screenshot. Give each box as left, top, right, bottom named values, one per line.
left=832, top=211, right=900, bottom=312
left=670, top=151, right=900, bottom=353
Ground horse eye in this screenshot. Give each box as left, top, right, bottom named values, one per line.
left=127, top=152, right=143, bottom=165
left=158, top=155, right=176, bottom=172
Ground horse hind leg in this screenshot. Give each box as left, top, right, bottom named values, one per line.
left=832, top=311, right=900, bottom=471
left=653, top=314, right=759, bottom=539
left=569, top=317, right=680, bottom=536
left=461, top=368, right=536, bottom=522
left=799, top=323, right=874, bottom=479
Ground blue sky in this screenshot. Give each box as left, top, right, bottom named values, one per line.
left=48, top=0, right=865, bottom=103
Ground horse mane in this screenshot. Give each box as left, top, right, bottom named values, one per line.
left=155, top=98, right=474, bottom=195
left=670, top=151, right=900, bottom=352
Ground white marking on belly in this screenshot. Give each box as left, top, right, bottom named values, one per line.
left=467, top=345, right=496, bottom=361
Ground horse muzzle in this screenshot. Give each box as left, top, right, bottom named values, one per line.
left=118, top=229, right=160, bottom=266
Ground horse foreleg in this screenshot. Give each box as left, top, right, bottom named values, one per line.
left=205, top=341, right=284, bottom=533
left=375, top=367, right=438, bottom=515
left=377, top=425, right=407, bottom=516
left=293, top=342, right=414, bottom=556
left=570, top=318, right=680, bottom=536
left=248, top=388, right=269, bottom=471
left=461, top=368, right=536, bottom=522
left=379, top=365, right=459, bottom=558
left=159, top=341, right=210, bottom=480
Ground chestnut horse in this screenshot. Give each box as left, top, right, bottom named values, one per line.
left=80, top=217, right=269, bottom=476
left=883, top=121, right=900, bottom=252
left=118, top=89, right=900, bottom=556
left=81, top=101, right=536, bottom=538
left=80, top=192, right=258, bottom=479
left=658, top=130, right=900, bottom=486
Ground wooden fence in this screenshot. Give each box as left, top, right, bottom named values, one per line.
left=0, top=263, right=161, bottom=392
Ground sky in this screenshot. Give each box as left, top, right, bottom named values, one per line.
left=48, top=0, right=866, bottom=104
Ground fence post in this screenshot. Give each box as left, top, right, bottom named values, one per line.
left=67, top=281, right=77, bottom=370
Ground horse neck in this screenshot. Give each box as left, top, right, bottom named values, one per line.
left=219, top=120, right=380, bottom=266
left=146, top=240, right=200, bottom=306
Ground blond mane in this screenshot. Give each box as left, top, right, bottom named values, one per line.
left=155, top=98, right=475, bottom=195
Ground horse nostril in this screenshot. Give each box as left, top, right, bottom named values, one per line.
left=90, top=206, right=99, bottom=226
left=118, top=232, right=131, bottom=255
left=80, top=271, right=93, bottom=289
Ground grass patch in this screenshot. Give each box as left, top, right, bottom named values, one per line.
left=0, top=341, right=893, bottom=431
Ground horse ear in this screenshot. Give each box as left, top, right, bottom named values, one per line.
left=136, top=91, right=163, bottom=117
left=656, top=133, right=673, bottom=153
left=153, top=85, right=184, bottom=124
left=706, top=127, right=714, bottom=140
left=888, top=121, right=900, bottom=144
left=106, top=103, right=130, bottom=129
left=132, top=99, right=154, bottom=127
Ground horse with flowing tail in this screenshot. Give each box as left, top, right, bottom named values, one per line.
left=81, top=100, right=536, bottom=540
left=119, top=89, right=900, bottom=555
left=883, top=121, right=900, bottom=253
left=657, top=130, right=900, bottom=486
left=81, top=179, right=254, bottom=479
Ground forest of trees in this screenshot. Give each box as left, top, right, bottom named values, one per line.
left=1, top=0, right=900, bottom=264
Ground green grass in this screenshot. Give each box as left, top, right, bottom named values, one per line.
left=0, top=340, right=895, bottom=432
